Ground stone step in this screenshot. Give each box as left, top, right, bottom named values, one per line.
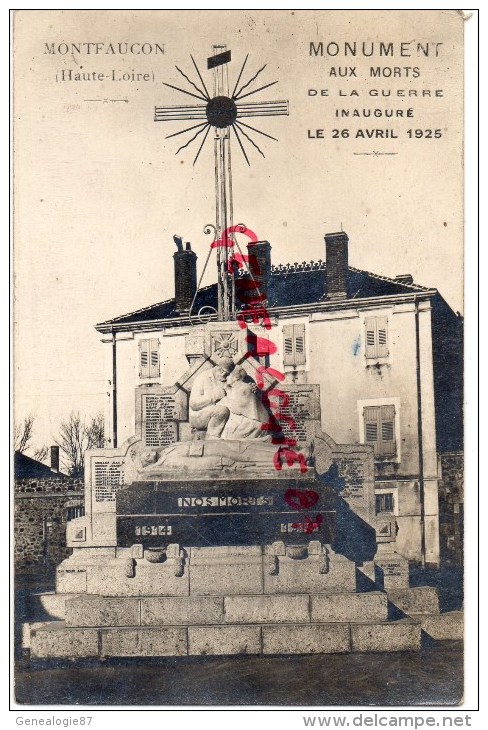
left=64, top=592, right=389, bottom=627
left=387, top=587, right=440, bottom=616
left=29, top=618, right=421, bottom=658
left=410, top=611, right=463, bottom=640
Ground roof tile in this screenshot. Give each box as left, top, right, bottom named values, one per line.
left=96, top=263, right=434, bottom=328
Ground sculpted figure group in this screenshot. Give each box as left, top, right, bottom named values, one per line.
left=189, top=357, right=270, bottom=441
left=136, top=358, right=289, bottom=474
left=137, top=224, right=309, bottom=475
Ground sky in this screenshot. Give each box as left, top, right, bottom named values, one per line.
left=13, top=9, right=465, bottom=454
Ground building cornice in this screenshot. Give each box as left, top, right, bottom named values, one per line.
left=95, top=290, right=438, bottom=335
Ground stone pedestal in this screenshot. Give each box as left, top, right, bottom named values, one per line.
left=28, top=538, right=463, bottom=658
left=24, top=533, right=463, bottom=658
left=29, top=584, right=421, bottom=658
left=116, top=478, right=336, bottom=549
left=374, top=552, right=410, bottom=590
left=27, top=590, right=463, bottom=657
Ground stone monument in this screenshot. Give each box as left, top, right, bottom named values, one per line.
left=25, top=44, right=460, bottom=659
left=27, top=319, right=452, bottom=659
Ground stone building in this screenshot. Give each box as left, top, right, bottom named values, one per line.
left=14, top=451, right=84, bottom=573
left=94, top=232, right=463, bottom=567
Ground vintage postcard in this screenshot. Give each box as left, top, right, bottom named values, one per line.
left=13, top=9, right=468, bottom=710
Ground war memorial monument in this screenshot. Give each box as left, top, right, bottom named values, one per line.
left=26, top=45, right=462, bottom=660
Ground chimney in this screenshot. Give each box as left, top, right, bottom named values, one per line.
left=325, top=232, right=349, bottom=299
left=173, top=235, right=197, bottom=312
left=50, top=445, right=60, bottom=473
left=246, top=240, right=272, bottom=302
left=395, top=273, right=414, bottom=285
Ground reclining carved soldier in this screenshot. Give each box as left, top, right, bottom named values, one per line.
left=136, top=438, right=297, bottom=474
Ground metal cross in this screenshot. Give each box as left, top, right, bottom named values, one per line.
left=155, top=45, right=288, bottom=321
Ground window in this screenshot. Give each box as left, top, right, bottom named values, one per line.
left=283, top=323, right=306, bottom=367
left=365, top=316, right=388, bottom=359
left=363, top=404, right=396, bottom=457
left=139, top=339, right=160, bottom=378
left=375, top=493, right=394, bottom=514
left=66, top=506, right=85, bottom=521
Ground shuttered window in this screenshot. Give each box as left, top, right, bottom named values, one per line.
left=283, top=324, right=306, bottom=367
left=139, top=339, right=160, bottom=378
left=364, top=405, right=396, bottom=457
left=365, top=316, right=389, bottom=359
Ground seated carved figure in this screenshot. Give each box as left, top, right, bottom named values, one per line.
left=220, top=366, right=271, bottom=441
left=189, top=358, right=234, bottom=438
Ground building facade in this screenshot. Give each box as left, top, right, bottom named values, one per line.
left=95, top=232, right=463, bottom=566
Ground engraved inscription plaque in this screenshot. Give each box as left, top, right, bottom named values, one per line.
left=93, top=458, right=125, bottom=502
left=143, top=394, right=180, bottom=446
left=279, top=389, right=318, bottom=444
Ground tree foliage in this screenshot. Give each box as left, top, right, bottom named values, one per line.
left=86, top=412, right=105, bottom=450
left=14, top=415, right=34, bottom=453
left=15, top=415, right=49, bottom=463
left=55, top=411, right=106, bottom=476
left=32, top=445, right=49, bottom=463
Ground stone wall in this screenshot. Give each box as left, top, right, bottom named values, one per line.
left=438, top=452, right=463, bottom=567
left=14, top=478, right=84, bottom=573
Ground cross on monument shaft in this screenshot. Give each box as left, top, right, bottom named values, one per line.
left=155, top=45, right=289, bottom=321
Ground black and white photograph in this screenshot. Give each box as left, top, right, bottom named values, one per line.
left=12, top=9, right=473, bottom=713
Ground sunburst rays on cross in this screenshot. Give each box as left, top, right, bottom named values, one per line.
left=154, top=45, right=288, bottom=322
left=154, top=48, right=288, bottom=165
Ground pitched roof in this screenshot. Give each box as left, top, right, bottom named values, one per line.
left=96, top=261, right=435, bottom=328
left=14, top=451, right=68, bottom=480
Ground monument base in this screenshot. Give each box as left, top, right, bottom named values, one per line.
left=24, top=543, right=462, bottom=658
left=29, top=617, right=422, bottom=658
left=55, top=543, right=355, bottom=597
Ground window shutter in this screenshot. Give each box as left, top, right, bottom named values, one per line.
left=365, top=316, right=388, bottom=359
left=283, top=324, right=306, bottom=367
left=365, top=317, right=377, bottom=358
left=379, top=404, right=396, bottom=456
left=364, top=406, right=380, bottom=449
left=376, top=317, right=389, bottom=357
left=294, top=323, right=306, bottom=366
left=139, top=340, right=150, bottom=378
left=140, top=339, right=160, bottom=378
left=283, top=325, right=295, bottom=366
left=364, top=405, right=396, bottom=457
left=149, top=339, right=160, bottom=378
